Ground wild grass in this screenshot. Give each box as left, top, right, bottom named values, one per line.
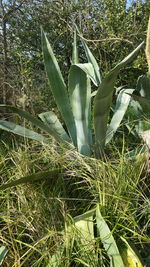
left=0, top=138, right=149, bottom=266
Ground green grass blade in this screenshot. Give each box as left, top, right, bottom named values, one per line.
left=0, top=246, right=8, bottom=265
left=68, top=65, right=92, bottom=156
left=0, top=120, right=49, bottom=144
left=94, top=42, right=144, bottom=157
left=41, top=28, right=77, bottom=146
left=79, top=35, right=101, bottom=86
left=106, top=89, right=135, bottom=144
left=0, top=169, right=62, bottom=190
left=96, top=205, right=124, bottom=267
left=0, top=104, right=65, bottom=143
left=38, top=111, right=71, bottom=143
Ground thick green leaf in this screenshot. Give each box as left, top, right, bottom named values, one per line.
left=0, top=120, right=49, bottom=144
left=74, top=63, right=98, bottom=86
left=74, top=209, right=95, bottom=242
left=72, top=30, right=79, bottom=64
left=94, top=42, right=144, bottom=158
left=68, top=65, right=92, bottom=156
left=106, top=89, right=135, bottom=144
left=136, top=74, right=150, bottom=98
left=74, top=217, right=94, bottom=243
left=0, top=246, right=8, bottom=265
left=0, top=105, right=65, bottom=143
left=74, top=208, right=96, bottom=223
left=38, top=111, right=71, bottom=143
left=128, top=93, right=150, bottom=134
left=96, top=205, right=124, bottom=267
left=0, top=169, right=62, bottom=190
left=79, top=35, right=101, bottom=86
left=120, top=237, right=144, bottom=267
left=128, top=93, right=150, bottom=112
left=41, top=28, right=77, bottom=146
left=113, top=42, right=144, bottom=73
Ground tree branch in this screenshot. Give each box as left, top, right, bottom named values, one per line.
left=78, top=34, right=134, bottom=46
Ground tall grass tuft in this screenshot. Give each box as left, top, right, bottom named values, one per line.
left=0, top=140, right=149, bottom=265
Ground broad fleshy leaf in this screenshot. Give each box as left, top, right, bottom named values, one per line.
left=136, top=74, right=150, bottom=98
left=96, top=205, right=124, bottom=267
left=106, top=89, right=135, bottom=144
left=128, top=93, right=150, bottom=112
left=38, top=111, right=71, bottom=143
left=68, top=65, right=92, bottom=156
left=114, top=42, right=144, bottom=72
left=74, top=63, right=98, bottom=86
left=120, top=237, right=144, bottom=267
left=94, top=42, right=144, bottom=158
left=0, top=104, right=65, bottom=143
left=0, top=169, right=62, bottom=190
left=0, top=246, right=8, bottom=265
left=79, top=34, right=101, bottom=86
left=41, top=28, right=77, bottom=146
left=0, top=120, right=48, bottom=144
left=72, top=30, right=79, bottom=64
left=74, top=209, right=95, bottom=243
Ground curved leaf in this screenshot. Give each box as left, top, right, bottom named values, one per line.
left=128, top=93, right=150, bottom=113
left=41, top=28, right=77, bottom=146
left=96, top=205, right=124, bottom=267
left=106, top=89, right=135, bottom=144
left=0, top=169, right=63, bottom=190
left=120, top=237, right=144, bottom=267
left=68, top=65, right=92, bottom=156
left=79, top=34, right=101, bottom=86
left=38, top=111, right=71, bottom=143
left=0, top=246, right=8, bottom=265
left=94, top=42, right=144, bottom=158
left=0, top=120, right=49, bottom=144
left=136, top=74, right=150, bottom=98
left=74, top=63, right=98, bottom=86
left=0, top=104, right=65, bottom=143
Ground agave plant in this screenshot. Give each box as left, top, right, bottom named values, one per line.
left=47, top=205, right=145, bottom=267
left=0, top=28, right=143, bottom=158
left=127, top=17, right=150, bottom=139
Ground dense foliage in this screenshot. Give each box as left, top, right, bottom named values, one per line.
left=1, top=0, right=150, bottom=110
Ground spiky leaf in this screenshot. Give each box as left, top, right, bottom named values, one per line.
left=41, top=28, right=77, bottom=146
left=38, top=111, right=71, bottom=143
left=94, top=42, right=144, bottom=157
left=0, top=246, right=8, bottom=265
left=68, top=64, right=92, bottom=156
left=80, top=35, right=101, bottom=86
left=106, top=89, right=135, bottom=144
left=0, top=105, right=64, bottom=143
left=96, top=205, right=124, bottom=267
left=0, top=120, right=48, bottom=144
left=0, top=169, right=62, bottom=190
